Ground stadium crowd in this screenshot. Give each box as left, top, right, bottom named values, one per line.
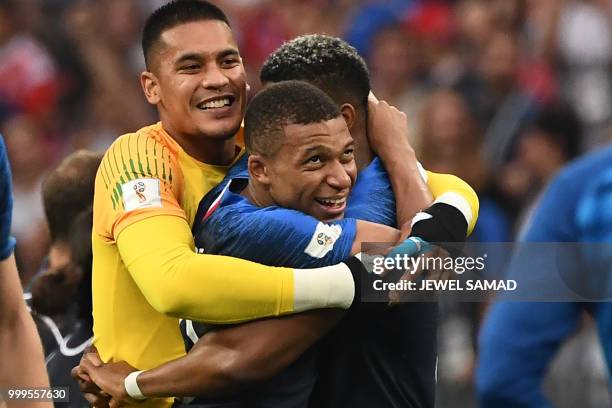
left=1, top=0, right=611, bottom=407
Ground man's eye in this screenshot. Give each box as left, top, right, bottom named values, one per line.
left=308, top=155, right=321, bottom=164
left=343, top=148, right=354, bottom=157
left=221, top=58, right=239, bottom=67
left=181, top=64, right=200, bottom=71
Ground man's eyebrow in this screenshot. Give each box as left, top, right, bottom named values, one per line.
left=217, top=48, right=240, bottom=59
left=301, top=145, right=328, bottom=155
left=174, top=48, right=239, bottom=66
left=174, top=53, right=203, bottom=65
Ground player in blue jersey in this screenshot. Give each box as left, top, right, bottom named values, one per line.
left=262, top=35, right=476, bottom=408
left=0, top=135, right=51, bottom=405
left=477, top=146, right=612, bottom=407
left=185, top=80, right=433, bottom=407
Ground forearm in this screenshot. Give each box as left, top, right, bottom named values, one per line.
left=351, top=221, right=401, bottom=254
left=0, top=256, right=51, bottom=406
left=118, top=216, right=355, bottom=323
left=139, top=310, right=342, bottom=398
left=378, top=145, right=432, bottom=228
left=137, top=341, right=244, bottom=399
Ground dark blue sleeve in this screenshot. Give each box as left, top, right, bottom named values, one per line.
left=346, top=157, right=396, bottom=227
left=196, top=198, right=357, bottom=269
left=0, top=135, right=16, bottom=261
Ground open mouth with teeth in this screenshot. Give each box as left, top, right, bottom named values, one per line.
left=197, top=96, right=235, bottom=110
left=315, top=197, right=347, bottom=209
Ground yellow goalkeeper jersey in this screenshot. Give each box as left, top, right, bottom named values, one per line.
left=92, top=123, right=297, bottom=408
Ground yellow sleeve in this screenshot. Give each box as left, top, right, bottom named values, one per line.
left=117, top=215, right=355, bottom=323
left=94, top=131, right=185, bottom=242
left=425, top=171, right=479, bottom=235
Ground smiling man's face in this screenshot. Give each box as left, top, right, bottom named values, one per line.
left=146, top=19, right=247, bottom=141
left=264, top=117, right=356, bottom=222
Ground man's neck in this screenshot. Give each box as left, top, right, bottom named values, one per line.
left=161, top=123, right=238, bottom=166
left=352, top=126, right=374, bottom=171
left=242, top=181, right=274, bottom=208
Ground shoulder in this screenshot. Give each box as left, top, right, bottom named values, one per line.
left=98, top=124, right=179, bottom=189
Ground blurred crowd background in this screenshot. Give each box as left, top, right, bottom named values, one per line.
left=1, top=0, right=611, bottom=406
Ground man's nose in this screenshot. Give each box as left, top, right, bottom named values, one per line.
left=326, top=160, right=352, bottom=190
left=201, top=64, right=230, bottom=89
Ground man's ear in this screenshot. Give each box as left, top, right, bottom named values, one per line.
left=248, top=154, right=270, bottom=185
left=340, top=103, right=357, bottom=131
left=141, top=71, right=161, bottom=105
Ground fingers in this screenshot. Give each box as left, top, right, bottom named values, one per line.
left=85, top=352, right=103, bottom=367
left=71, top=364, right=91, bottom=383
left=81, top=356, right=98, bottom=374
left=84, top=346, right=103, bottom=367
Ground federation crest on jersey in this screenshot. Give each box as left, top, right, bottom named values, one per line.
left=305, top=222, right=342, bottom=258
left=121, top=178, right=162, bottom=211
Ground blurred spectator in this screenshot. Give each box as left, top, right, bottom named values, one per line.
left=45, top=207, right=93, bottom=408
left=368, top=24, right=428, bottom=145
left=0, top=0, right=60, bottom=125
left=26, top=150, right=100, bottom=408
left=2, top=115, right=49, bottom=284
left=344, top=0, right=413, bottom=56
left=557, top=0, right=612, bottom=148
left=467, top=30, right=539, bottom=169
left=60, top=0, right=154, bottom=150
left=30, top=150, right=101, bottom=323
left=419, top=89, right=510, bottom=242
left=500, top=102, right=582, bottom=230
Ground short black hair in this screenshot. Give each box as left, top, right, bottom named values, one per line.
left=142, top=0, right=230, bottom=69
left=260, top=34, right=371, bottom=114
left=245, top=80, right=341, bottom=156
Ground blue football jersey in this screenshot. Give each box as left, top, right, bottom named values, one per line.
left=345, top=156, right=396, bottom=227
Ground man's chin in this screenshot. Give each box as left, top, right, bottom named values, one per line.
left=197, top=121, right=242, bottom=140
left=317, top=212, right=345, bottom=223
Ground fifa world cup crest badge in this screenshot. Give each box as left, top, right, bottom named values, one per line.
left=316, top=232, right=333, bottom=247
left=134, top=181, right=146, bottom=203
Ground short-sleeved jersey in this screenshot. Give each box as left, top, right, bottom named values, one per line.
left=92, top=123, right=244, bottom=376
left=0, top=135, right=16, bottom=260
